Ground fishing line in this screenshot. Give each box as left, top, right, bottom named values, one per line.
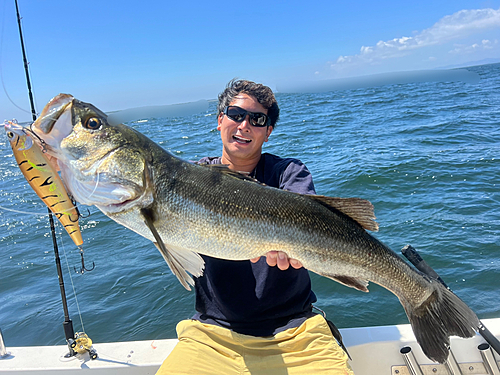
left=59, top=232, right=86, bottom=334
left=0, top=204, right=51, bottom=216
left=13, top=0, right=87, bottom=356
left=0, top=0, right=30, bottom=114
left=2, top=197, right=87, bottom=332
left=87, top=172, right=101, bottom=199
left=0, top=204, right=81, bottom=216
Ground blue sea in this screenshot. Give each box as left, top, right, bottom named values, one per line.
left=1, top=64, right=499, bottom=347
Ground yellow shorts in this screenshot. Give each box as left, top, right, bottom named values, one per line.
left=156, top=314, right=354, bottom=375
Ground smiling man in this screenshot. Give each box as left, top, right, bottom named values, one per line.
left=217, top=88, right=274, bottom=173
left=156, top=79, right=353, bottom=375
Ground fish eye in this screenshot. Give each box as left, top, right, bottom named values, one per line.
left=6, top=131, right=14, bottom=139
left=84, top=117, right=102, bottom=130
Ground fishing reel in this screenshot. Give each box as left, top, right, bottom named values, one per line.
left=67, top=332, right=98, bottom=360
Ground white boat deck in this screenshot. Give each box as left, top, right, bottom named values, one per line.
left=1, top=318, right=499, bottom=374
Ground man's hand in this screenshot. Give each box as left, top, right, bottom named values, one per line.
left=250, top=251, right=303, bottom=270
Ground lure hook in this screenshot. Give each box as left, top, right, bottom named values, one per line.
left=78, top=207, right=92, bottom=219
left=74, top=247, right=95, bottom=274
left=25, top=123, right=48, bottom=153
left=69, top=198, right=89, bottom=221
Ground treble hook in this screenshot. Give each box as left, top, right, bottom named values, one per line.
left=78, top=207, right=92, bottom=219
left=74, top=247, right=95, bottom=274
left=68, top=197, right=91, bottom=221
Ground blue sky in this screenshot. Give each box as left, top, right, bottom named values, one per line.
left=1, top=0, right=500, bottom=122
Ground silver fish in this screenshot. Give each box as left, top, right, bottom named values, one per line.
left=31, top=93, right=479, bottom=363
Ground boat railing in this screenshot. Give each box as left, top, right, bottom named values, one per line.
left=0, top=328, right=8, bottom=358
left=396, top=344, right=500, bottom=375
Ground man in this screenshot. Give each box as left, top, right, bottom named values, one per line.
left=156, top=79, right=353, bottom=374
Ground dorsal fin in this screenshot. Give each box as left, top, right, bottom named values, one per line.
left=308, top=196, right=379, bottom=232
left=197, top=162, right=377, bottom=231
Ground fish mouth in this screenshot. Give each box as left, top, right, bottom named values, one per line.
left=30, top=94, right=75, bottom=150
left=233, top=135, right=251, bottom=144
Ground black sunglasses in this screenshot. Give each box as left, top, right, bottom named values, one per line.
left=223, top=106, right=270, bottom=127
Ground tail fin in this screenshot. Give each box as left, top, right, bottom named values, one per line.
left=402, top=282, right=479, bottom=363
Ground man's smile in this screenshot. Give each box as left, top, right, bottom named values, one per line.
left=233, top=135, right=252, bottom=144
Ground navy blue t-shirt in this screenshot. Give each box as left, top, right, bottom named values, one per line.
left=192, top=153, right=318, bottom=336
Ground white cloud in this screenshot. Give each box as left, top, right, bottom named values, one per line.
left=415, top=8, right=500, bottom=48
left=449, top=39, right=499, bottom=54
left=360, top=46, right=374, bottom=54
left=482, top=39, right=497, bottom=49
left=330, top=7, right=500, bottom=74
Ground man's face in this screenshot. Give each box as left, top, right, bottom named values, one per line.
left=217, top=93, right=273, bottom=164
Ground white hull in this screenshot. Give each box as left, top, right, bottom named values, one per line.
left=1, top=318, right=499, bottom=374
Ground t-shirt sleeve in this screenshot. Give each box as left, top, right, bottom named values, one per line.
left=279, top=160, right=316, bottom=195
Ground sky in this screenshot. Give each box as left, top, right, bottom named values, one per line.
left=1, top=0, right=500, bottom=122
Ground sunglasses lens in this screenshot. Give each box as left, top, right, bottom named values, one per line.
left=249, top=113, right=268, bottom=127
left=226, top=107, right=246, bottom=122
left=225, top=106, right=269, bottom=127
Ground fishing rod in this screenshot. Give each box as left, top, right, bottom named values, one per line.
left=14, top=0, right=96, bottom=360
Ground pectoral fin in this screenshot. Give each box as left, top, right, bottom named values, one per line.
left=141, top=208, right=205, bottom=291
left=152, top=242, right=204, bottom=291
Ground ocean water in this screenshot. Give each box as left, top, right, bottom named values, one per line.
left=1, top=64, right=499, bottom=347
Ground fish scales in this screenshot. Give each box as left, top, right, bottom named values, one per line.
left=142, top=142, right=422, bottom=305
left=30, top=93, right=480, bottom=364
left=156, top=160, right=374, bottom=268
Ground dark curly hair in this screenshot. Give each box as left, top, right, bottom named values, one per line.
left=217, top=79, right=280, bottom=128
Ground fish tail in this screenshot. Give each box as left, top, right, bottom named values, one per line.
left=402, top=282, right=479, bottom=364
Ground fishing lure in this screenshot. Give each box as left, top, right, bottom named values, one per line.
left=4, top=119, right=83, bottom=247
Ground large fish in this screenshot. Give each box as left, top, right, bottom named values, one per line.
left=30, top=93, right=479, bottom=364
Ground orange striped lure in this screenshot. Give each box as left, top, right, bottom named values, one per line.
left=4, top=119, right=83, bottom=247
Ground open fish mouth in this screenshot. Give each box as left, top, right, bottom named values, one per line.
left=31, top=94, right=74, bottom=148
left=28, top=94, right=146, bottom=212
